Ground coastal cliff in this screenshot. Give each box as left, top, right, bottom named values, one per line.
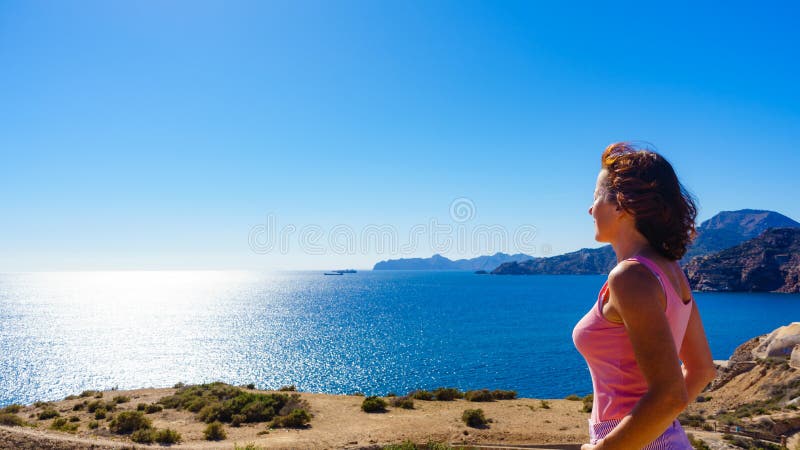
left=684, top=228, right=800, bottom=293
left=490, top=246, right=615, bottom=275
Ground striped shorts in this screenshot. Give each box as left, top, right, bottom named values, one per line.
left=589, top=417, right=693, bottom=449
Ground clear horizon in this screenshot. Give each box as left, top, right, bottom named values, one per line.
left=1, top=1, right=798, bottom=271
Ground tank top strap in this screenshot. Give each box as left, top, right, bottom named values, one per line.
left=624, top=255, right=682, bottom=305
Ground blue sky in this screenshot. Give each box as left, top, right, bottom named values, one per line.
left=1, top=1, right=798, bottom=270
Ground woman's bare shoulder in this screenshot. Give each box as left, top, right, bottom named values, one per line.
left=608, top=260, right=664, bottom=309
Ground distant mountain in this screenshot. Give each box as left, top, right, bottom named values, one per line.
left=491, top=245, right=615, bottom=275
left=682, top=209, right=800, bottom=263
left=685, top=227, right=800, bottom=293
left=372, top=252, right=534, bottom=271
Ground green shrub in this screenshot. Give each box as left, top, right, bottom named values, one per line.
left=231, top=414, right=246, bottom=427
left=154, top=427, right=182, bottom=444
left=361, top=396, right=388, bottom=413
left=68, top=415, right=80, bottom=422
left=51, top=417, right=79, bottom=433
left=86, top=400, right=115, bottom=413
left=390, top=396, right=415, bottom=409
left=131, top=428, right=155, bottom=443
left=279, top=385, right=296, bottom=391
left=94, top=409, right=107, bottom=420
left=112, top=395, right=130, bottom=404
left=464, top=390, right=494, bottom=402
left=686, top=433, right=710, bottom=450
left=204, top=421, right=227, bottom=440
left=144, top=403, right=163, bottom=414
left=109, top=410, right=152, bottom=434
left=270, top=409, right=312, bottom=428
left=0, top=413, right=24, bottom=426
left=386, top=392, right=397, bottom=397
left=72, top=403, right=84, bottom=411
left=433, top=387, right=462, bottom=401
left=88, top=420, right=99, bottom=429
left=246, top=383, right=256, bottom=390
left=1, top=404, right=21, bottom=414
left=234, top=444, right=266, bottom=450
left=462, top=409, right=487, bottom=428
left=565, top=394, right=581, bottom=401
left=64, top=395, right=79, bottom=401
left=38, top=409, right=60, bottom=420
left=491, top=389, right=517, bottom=400
left=410, top=390, right=434, bottom=401
left=582, top=394, right=593, bottom=413
left=80, top=390, right=101, bottom=398
left=539, top=400, right=551, bottom=409
left=173, top=382, right=185, bottom=388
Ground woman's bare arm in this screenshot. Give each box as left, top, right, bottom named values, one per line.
left=679, top=300, right=718, bottom=401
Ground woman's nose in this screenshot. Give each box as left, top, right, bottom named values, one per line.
left=588, top=206, right=593, bottom=216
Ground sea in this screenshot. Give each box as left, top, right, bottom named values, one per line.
left=1, top=270, right=798, bottom=407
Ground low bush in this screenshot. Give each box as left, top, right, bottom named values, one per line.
left=88, top=420, right=99, bottom=429
left=462, top=409, right=487, bottom=428
left=234, top=444, right=266, bottom=450
left=464, top=390, right=494, bottom=402
left=539, top=400, right=551, bottom=409
left=1, top=404, right=21, bottom=414
left=565, top=394, right=581, bottom=401
left=112, top=395, right=130, bottom=404
left=38, top=409, right=60, bottom=420
left=94, top=409, right=107, bottom=420
left=72, top=403, right=84, bottom=411
left=246, top=383, right=256, bottom=390
left=270, top=409, right=312, bottom=428
left=409, top=390, right=434, bottom=401
left=144, top=403, right=163, bottom=414
left=362, top=396, right=388, bottom=413
left=109, top=411, right=152, bottom=434
left=79, top=390, right=101, bottom=398
left=491, top=389, right=517, bottom=400
left=131, top=428, right=154, bottom=443
left=433, top=387, right=462, bottom=401
left=69, top=415, right=80, bottom=422
left=390, top=396, right=414, bottom=409
left=686, top=433, right=710, bottom=450
left=204, top=421, right=227, bottom=440
left=154, top=427, right=182, bottom=444
left=51, top=417, right=79, bottom=433
left=231, top=414, right=246, bottom=427
left=582, top=394, right=593, bottom=413
left=278, top=385, right=296, bottom=391
left=0, top=413, right=24, bottom=426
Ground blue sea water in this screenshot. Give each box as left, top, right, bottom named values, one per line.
left=1, top=270, right=798, bottom=406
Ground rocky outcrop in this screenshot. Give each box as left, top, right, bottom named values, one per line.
left=685, top=228, right=800, bottom=293
left=791, top=345, right=800, bottom=370
left=708, top=336, right=761, bottom=391
left=753, top=323, right=800, bottom=359
left=491, top=245, right=616, bottom=275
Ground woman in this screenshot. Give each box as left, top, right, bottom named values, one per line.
left=573, top=142, right=718, bottom=449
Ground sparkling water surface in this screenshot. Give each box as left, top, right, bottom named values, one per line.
left=1, top=270, right=798, bottom=406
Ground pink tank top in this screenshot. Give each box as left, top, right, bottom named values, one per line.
left=572, top=255, right=693, bottom=422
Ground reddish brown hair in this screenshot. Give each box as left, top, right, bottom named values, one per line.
left=600, top=142, right=698, bottom=260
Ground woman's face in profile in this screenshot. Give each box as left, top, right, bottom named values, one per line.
left=589, top=170, right=617, bottom=242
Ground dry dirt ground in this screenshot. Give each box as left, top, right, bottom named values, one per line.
left=0, top=387, right=590, bottom=450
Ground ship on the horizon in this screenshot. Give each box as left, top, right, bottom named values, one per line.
left=324, top=269, right=357, bottom=275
